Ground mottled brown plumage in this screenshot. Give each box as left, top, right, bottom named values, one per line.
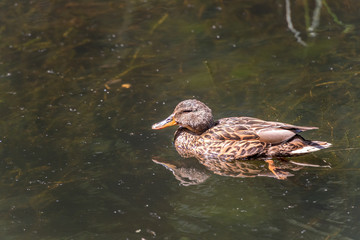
left=152, top=99, right=331, bottom=180
left=152, top=156, right=306, bottom=184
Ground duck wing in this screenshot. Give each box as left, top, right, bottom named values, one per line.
left=201, top=139, right=266, bottom=160
left=200, top=123, right=263, bottom=159
left=206, top=117, right=318, bottom=145
left=218, top=117, right=318, bottom=132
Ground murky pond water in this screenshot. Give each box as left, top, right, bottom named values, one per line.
left=0, top=0, right=360, bottom=239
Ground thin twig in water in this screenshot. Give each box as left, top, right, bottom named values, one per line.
left=287, top=219, right=353, bottom=240
left=322, top=0, right=354, bottom=33
left=289, top=161, right=330, bottom=168
left=203, top=60, right=215, bottom=85
left=326, top=147, right=360, bottom=152
left=285, top=0, right=307, bottom=46
left=308, top=0, right=322, bottom=37
left=149, top=13, right=169, bottom=35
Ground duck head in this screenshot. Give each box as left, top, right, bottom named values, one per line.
left=152, top=99, right=215, bottom=134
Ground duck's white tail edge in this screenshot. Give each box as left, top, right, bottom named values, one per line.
left=290, top=141, right=332, bottom=155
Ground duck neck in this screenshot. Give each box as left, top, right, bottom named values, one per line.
left=184, top=118, right=215, bottom=135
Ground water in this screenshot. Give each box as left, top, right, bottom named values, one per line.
left=0, top=0, right=360, bottom=239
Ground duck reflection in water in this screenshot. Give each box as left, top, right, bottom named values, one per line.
left=152, top=99, right=331, bottom=182
left=152, top=157, right=312, bottom=186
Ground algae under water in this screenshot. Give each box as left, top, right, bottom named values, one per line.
left=0, top=0, right=360, bottom=239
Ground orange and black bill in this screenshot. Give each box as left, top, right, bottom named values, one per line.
left=152, top=113, right=177, bottom=129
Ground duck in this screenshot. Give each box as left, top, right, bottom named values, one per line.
left=152, top=99, right=331, bottom=178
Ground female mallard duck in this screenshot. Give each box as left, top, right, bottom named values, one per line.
left=152, top=99, right=331, bottom=177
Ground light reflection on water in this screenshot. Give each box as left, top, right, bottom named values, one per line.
left=0, top=0, right=360, bottom=239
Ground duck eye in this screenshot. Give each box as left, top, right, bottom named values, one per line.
left=182, top=110, right=192, bottom=113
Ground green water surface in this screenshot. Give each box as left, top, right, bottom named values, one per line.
left=0, top=0, right=360, bottom=239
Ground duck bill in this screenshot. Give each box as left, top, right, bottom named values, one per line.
left=152, top=114, right=177, bottom=129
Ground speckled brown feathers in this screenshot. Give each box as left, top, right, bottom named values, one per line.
left=152, top=99, right=332, bottom=161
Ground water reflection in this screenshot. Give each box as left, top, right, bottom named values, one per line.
left=285, top=0, right=354, bottom=46
left=153, top=157, right=298, bottom=185
left=1, top=0, right=360, bottom=239
left=153, top=154, right=333, bottom=185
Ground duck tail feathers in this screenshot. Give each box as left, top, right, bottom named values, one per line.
left=290, top=141, right=332, bottom=155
